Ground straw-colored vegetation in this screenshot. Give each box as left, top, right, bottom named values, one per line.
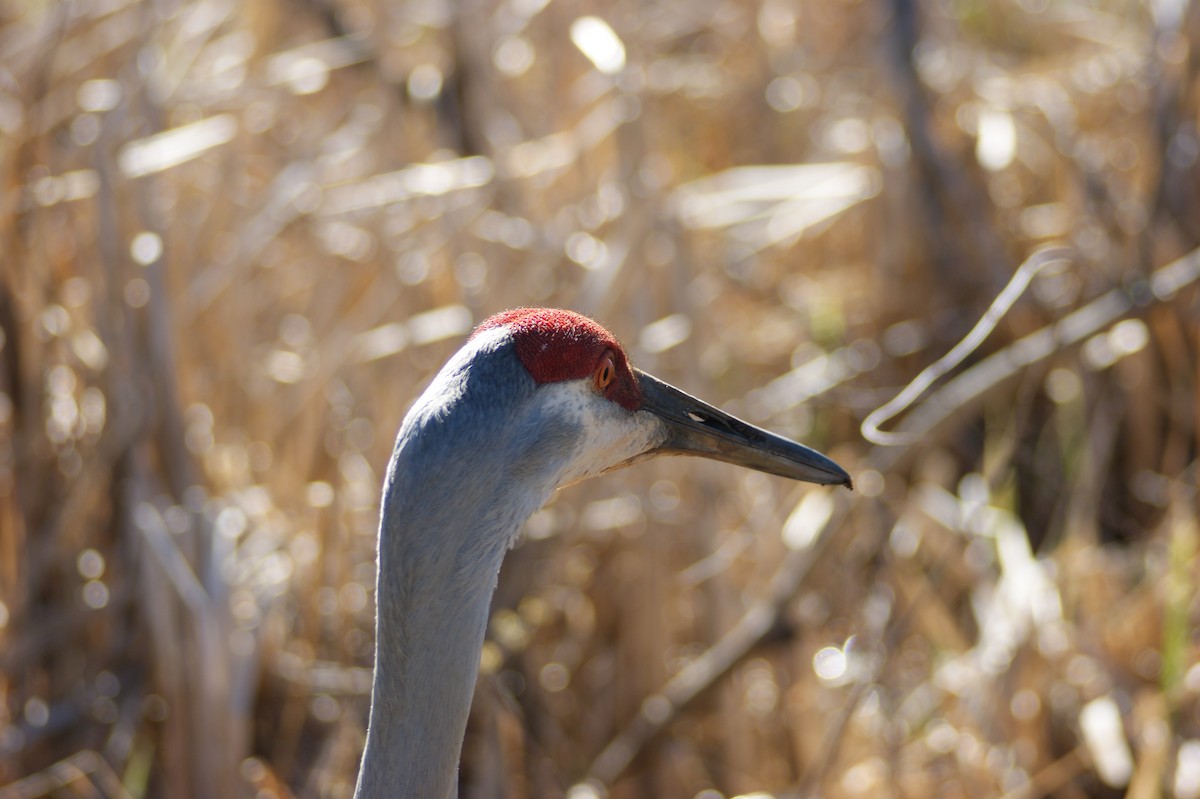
left=2, top=0, right=1198, bottom=797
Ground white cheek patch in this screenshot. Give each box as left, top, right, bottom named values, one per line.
left=535, top=380, right=666, bottom=488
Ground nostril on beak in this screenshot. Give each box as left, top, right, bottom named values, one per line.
left=686, top=410, right=741, bottom=438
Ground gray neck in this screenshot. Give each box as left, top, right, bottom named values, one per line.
left=353, top=487, right=518, bottom=799
left=354, top=331, right=567, bottom=798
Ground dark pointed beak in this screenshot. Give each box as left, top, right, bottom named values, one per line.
left=636, top=369, right=852, bottom=488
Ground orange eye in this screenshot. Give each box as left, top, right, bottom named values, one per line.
left=594, top=353, right=615, bottom=390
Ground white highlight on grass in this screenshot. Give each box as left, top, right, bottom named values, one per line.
left=77, top=549, right=106, bottom=580
left=352, top=305, right=474, bottom=363
left=570, top=16, right=625, bottom=75
left=77, top=79, right=122, bottom=112
left=306, top=481, right=335, bottom=508
left=1176, top=740, right=1200, bottom=799
left=321, top=157, right=494, bottom=215
left=638, top=314, right=691, bottom=354
left=1080, top=695, right=1133, bottom=787
left=582, top=495, right=642, bottom=531
left=813, top=645, right=847, bottom=682
left=565, top=782, right=604, bottom=799
left=494, top=36, right=535, bottom=77
left=1083, top=318, right=1149, bottom=370
left=119, top=114, right=237, bottom=178
left=675, top=163, right=877, bottom=249
left=565, top=231, right=609, bottom=270
left=782, top=490, right=833, bottom=551
left=130, top=231, right=163, bottom=265
left=31, top=170, right=99, bottom=207
left=408, top=305, right=474, bottom=346
left=266, top=37, right=366, bottom=94
left=408, top=64, right=444, bottom=102
left=83, top=580, right=110, bottom=609
left=265, top=350, right=307, bottom=383
left=976, top=107, right=1017, bottom=171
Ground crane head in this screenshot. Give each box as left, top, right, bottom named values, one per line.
left=463, top=308, right=852, bottom=491
left=361, top=307, right=850, bottom=797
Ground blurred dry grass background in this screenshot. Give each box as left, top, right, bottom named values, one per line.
left=2, top=0, right=1199, bottom=797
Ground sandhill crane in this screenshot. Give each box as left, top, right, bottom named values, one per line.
left=353, top=307, right=850, bottom=798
